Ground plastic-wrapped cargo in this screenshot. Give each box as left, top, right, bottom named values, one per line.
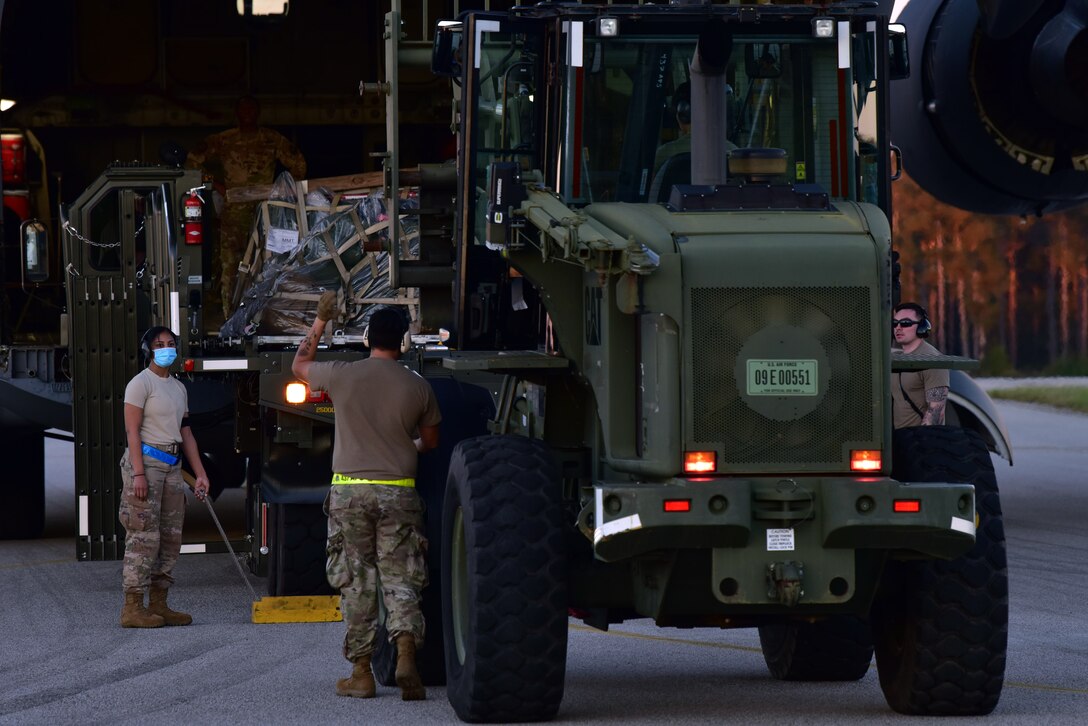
left=258, top=171, right=302, bottom=256
left=220, top=177, right=419, bottom=339
left=231, top=171, right=333, bottom=297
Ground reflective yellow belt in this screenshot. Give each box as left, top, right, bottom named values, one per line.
left=331, top=473, right=415, bottom=487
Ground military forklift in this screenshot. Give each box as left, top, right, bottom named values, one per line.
left=375, top=1, right=1009, bottom=720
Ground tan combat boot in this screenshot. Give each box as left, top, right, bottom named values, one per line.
left=336, top=656, right=376, bottom=698
left=395, top=634, right=426, bottom=701
left=148, top=586, right=193, bottom=626
left=120, top=592, right=165, bottom=628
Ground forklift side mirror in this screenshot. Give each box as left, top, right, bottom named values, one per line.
left=432, top=22, right=463, bottom=78
left=20, top=219, right=49, bottom=284
left=889, top=24, right=910, bottom=80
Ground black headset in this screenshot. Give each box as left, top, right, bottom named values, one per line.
left=675, top=98, right=691, bottom=125
left=140, top=326, right=177, bottom=363
left=895, top=303, right=932, bottom=338
left=674, top=82, right=691, bottom=125
left=362, top=307, right=411, bottom=353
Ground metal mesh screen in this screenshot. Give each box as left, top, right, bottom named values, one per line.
left=690, top=286, right=874, bottom=467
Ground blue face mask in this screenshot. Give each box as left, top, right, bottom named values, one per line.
left=153, top=347, right=178, bottom=368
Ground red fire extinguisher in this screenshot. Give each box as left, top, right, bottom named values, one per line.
left=183, top=188, right=203, bottom=245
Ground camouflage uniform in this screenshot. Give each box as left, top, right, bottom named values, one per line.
left=118, top=448, right=186, bottom=593
left=187, top=127, right=306, bottom=318
left=307, top=357, right=441, bottom=665
left=326, top=484, right=429, bottom=661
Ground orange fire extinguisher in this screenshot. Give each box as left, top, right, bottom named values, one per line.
left=183, top=188, right=203, bottom=245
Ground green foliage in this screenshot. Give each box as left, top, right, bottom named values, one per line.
left=1041, top=357, right=1088, bottom=376
left=989, top=386, right=1088, bottom=415
left=977, top=346, right=1016, bottom=377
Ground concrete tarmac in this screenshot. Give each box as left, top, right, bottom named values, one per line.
left=2, top=388, right=1088, bottom=724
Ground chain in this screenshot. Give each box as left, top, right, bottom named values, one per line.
left=63, top=220, right=120, bottom=248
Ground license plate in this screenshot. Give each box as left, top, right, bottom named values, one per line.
left=746, top=359, right=818, bottom=396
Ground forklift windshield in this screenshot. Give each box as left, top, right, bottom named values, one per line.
left=463, top=12, right=890, bottom=246
left=568, top=31, right=877, bottom=206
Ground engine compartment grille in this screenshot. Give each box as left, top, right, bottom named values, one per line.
left=690, top=286, right=875, bottom=468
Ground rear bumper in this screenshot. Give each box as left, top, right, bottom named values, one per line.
left=592, top=476, right=976, bottom=563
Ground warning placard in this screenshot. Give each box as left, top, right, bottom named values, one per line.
left=766, top=528, right=795, bottom=552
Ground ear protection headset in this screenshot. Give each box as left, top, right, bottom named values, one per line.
left=361, top=327, right=411, bottom=354
left=916, top=313, right=932, bottom=338
left=674, top=82, right=691, bottom=125
left=895, top=303, right=932, bottom=338
left=675, top=97, right=691, bottom=125
left=140, top=326, right=177, bottom=363
left=362, top=308, right=412, bottom=353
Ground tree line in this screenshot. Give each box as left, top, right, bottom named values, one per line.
left=892, top=174, right=1088, bottom=375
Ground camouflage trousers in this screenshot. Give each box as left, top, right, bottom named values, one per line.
left=217, top=201, right=257, bottom=319
left=325, top=484, right=429, bottom=663
left=118, top=449, right=186, bottom=594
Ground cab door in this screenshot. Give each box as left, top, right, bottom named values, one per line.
left=64, top=179, right=152, bottom=560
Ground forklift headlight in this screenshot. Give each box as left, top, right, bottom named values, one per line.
left=812, top=17, right=835, bottom=39
left=598, top=17, right=618, bottom=37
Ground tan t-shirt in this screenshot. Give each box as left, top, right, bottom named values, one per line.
left=892, top=340, right=950, bottom=429
left=308, top=358, right=442, bottom=480
left=124, top=368, right=188, bottom=445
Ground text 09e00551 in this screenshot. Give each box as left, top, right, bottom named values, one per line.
left=746, top=359, right=819, bottom=396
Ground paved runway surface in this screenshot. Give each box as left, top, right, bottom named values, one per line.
left=1, top=384, right=1087, bottom=724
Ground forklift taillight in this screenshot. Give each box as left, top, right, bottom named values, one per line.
left=684, top=451, right=716, bottom=474
left=850, top=450, right=881, bottom=472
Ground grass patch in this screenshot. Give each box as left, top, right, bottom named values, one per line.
left=1042, top=357, right=1088, bottom=376
left=978, top=346, right=1017, bottom=377
left=989, top=386, right=1088, bottom=414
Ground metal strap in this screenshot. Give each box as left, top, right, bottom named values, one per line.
left=202, top=497, right=260, bottom=602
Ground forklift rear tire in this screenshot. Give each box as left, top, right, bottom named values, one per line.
left=441, top=435, right=567, bottom=722
left=267, top=503, right=334, bottom=597
left=373, top=573, right=446, bottom=687
left=759, top=616, right=873, bottom=681
left=872, top=426, right=1007, bottom=715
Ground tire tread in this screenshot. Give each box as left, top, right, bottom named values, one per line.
left=873, top=426, right=1008, bottom=715
left=443, top=436, right=567, bottom=723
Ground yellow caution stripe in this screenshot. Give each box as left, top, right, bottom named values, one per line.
left=331, top=473, right=415, bottom=487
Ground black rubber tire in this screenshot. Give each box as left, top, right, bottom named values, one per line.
left=872, top=426, right=1008, bottom=715
left=0, top=427, right=45, bottom=540
left=373, top=620, right=396, bottom=687
left=758, top=616, right=873, bottom=681
left=267, top=502, right=334, bottom=597
left=442, top=435, right=568, bottom=723
left=373, top=583, right=446, bottom=687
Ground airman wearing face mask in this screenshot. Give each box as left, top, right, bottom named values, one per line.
left=117, top=326, right=211, bottom=628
